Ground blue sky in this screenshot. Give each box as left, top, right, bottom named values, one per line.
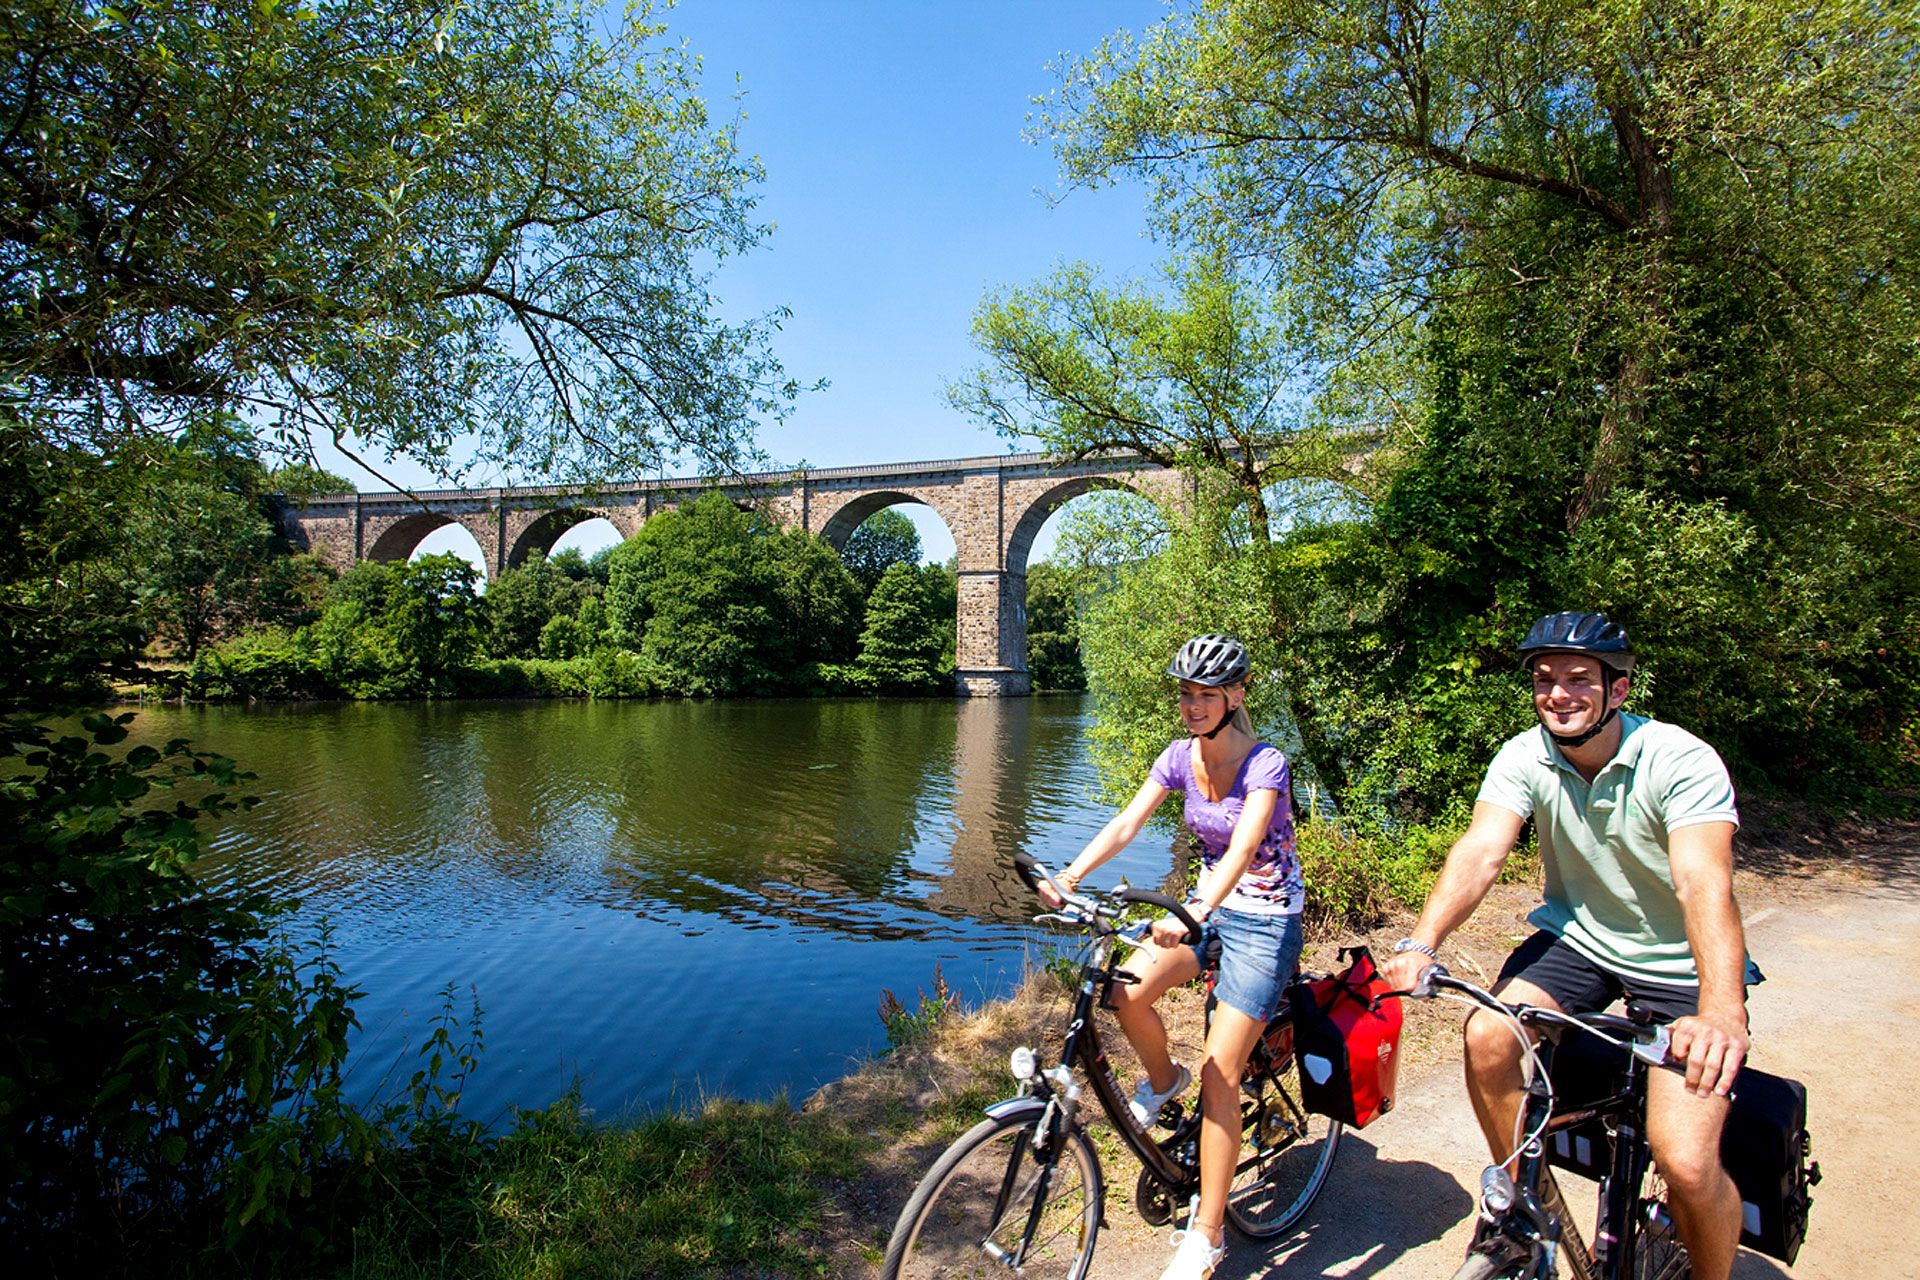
left=367, top=0, right=1168, bottom=566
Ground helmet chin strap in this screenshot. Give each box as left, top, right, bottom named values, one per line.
left=1193, top=700, right=1236, bottom=740
left=1546, top=700, right=1620, bottom=749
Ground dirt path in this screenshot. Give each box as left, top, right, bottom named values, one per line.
left=826, top=813, right=1919, bottom=1279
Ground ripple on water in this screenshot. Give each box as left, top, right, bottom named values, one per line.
left=126, top=697, right=1174, bottom=1119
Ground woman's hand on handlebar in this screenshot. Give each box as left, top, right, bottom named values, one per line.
left=1149, top=905, right=1205, bottom=948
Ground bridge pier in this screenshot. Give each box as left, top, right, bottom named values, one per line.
left=954, top=568, right=1030, bottom=696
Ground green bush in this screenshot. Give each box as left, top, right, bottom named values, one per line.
left=877, top=965, right=960, bottom=1052
left=186, top=629, right=337, bottom=700
left=0, top=713, right=363, bottom=1268
left=1293, top=808, right=1470, bottom=931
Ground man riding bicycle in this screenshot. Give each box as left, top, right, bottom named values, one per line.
left=1379, top=610, right=1757, bottom=1280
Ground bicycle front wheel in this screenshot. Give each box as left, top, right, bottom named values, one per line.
left=1631, top=1173, right=1691, bottom=1280
left=881, top=1106, right=1103, bottom=1280
left=1225, top=1053, right=1344, bottom=1238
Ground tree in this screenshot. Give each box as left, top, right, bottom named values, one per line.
left=1025, top=561, right=1085, bottom=691
left=766, top=528, right=863, bottom=670
left=123, top=472, right=273, bottom=660
left=1040, top=0, right=1920, bottom=804
left=1050, top=0, right=1920, bottom=533
left=1, top=0, right=793, bottom=481
left=384, top=555, right=484, bottom=691
left=853, top=562, right=948, bottom=695
left=0, top=713, right=360, bottom=1266
left=839, top=508, right=923, bottom=596
left=483, top=553, right=588, bottom=659
left=953, top=252, right=1364, bottom=546
left=604, top=493, right=786, bottom=695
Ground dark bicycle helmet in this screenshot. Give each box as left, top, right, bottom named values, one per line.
left=1517, top=611, right=1636, bottom=674
left=1166, top=634, right=1250, bottom=687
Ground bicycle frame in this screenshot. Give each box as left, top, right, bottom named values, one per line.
left=1019, top=899, right=1206, bottom=1202
left=1419, top=970, right=1681, bottom=1280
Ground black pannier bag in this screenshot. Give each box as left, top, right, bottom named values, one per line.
left=1720, top=1067, right=1818, bottom=1264
left=1543, top=1032, right=1818, bottom=1264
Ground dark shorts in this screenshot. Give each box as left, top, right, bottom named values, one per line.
left=1496, top=930, right=1704, bottom=1025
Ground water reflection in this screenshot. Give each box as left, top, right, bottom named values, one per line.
left=128, top=697, right=1180, bottom=1121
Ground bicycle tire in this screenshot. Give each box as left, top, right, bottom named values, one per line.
left=881, top=1106, right=1103, bottom=1280
left=1450, top=1251, right=1522, bottom=1280
left=1630, top=1173, right=1691, bottom=1280
left=1223, top=1053, right=1344, bottom=1238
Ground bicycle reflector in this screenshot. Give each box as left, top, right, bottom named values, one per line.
left=1009, top=1046, right=1039, bottom=1083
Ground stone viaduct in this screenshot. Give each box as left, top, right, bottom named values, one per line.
left=275, top=450, right=1190, bottom=696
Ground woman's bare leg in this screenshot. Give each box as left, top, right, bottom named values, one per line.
left=1110, top=941, right=1203, bottom=1092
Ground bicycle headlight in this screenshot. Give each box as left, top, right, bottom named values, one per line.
left=1480, top=1165, right=1517, bottom=1215
left=1009, top=1046, right=1038, bottom=1083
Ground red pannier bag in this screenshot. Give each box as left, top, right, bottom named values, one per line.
left=1289, top=945, right=1404, bottom=1129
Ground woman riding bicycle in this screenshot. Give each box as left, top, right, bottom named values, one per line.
left=1039, top=634, right=1304, bottom=1280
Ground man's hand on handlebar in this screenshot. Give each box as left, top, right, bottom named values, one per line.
left=1379, top=950, right=1435, bottom=995
left=1667, top=1009, right=1749, bottom=1098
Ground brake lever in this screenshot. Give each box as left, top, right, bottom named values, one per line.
left=1631, top=1025, right=1674, bottom=1067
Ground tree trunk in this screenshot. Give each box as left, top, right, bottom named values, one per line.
left=1570, top=84, right=1676, bottom=532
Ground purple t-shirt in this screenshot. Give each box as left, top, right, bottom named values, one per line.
left=1149, top=739, right=1303, bottom=916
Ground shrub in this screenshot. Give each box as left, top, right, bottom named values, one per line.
left=0, top=713, right=364, bottom=1268
left=877, top=965, right=960, bottom=1052
left=186, top=629, right=336, bottom=700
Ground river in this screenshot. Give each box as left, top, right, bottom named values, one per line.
left=127, top=696, right=1184, bottom=1124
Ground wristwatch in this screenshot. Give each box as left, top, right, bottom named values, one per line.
left=1393, top=937, right=1438, bottom=960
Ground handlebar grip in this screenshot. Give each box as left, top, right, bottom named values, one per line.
left=1011, top=853, right=1045, bottom=894
left=1116, top=887, right=1203, bottom=944
left=1409, top=962, right=1450, bottom=999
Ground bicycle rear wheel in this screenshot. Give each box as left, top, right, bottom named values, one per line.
left=881, top=1107, right=1103, bottom=1280
left=1224, top=1053, right=1343, bottom=1238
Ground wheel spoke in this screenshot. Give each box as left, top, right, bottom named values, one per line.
left=885, top=1111, right=1101, bottom=1279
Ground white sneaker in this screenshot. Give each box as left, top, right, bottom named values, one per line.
left=1159, top=1218, right=1225, bottom=1280
left=1128, top=1064, right=1192, bottom=1126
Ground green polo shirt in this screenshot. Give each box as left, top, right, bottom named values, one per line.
left=1477, top=713, right=1740, bottom=985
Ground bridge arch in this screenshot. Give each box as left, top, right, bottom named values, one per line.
left=1003, top=475, right=1162, bottom=576
left=508, top=507, right=604, bottom=570
left=366, top=512, right=461, bottom=565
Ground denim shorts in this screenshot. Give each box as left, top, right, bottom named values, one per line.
left=1189, top=907, right=1304, bottom=1023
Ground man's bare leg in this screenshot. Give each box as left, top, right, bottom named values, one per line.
left=1461, top=977, right=1561, bottom=1161
left=1645, top=1068, right=1739, bottom=1280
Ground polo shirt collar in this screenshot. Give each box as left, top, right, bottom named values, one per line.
left=1535, top=712, right=1649, bottom=776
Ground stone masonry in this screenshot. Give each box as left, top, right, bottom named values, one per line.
left=276, top=450, right=1189, bottom=696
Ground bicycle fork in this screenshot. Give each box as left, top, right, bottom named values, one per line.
left=985, top=1082, right=1083, bottom=1268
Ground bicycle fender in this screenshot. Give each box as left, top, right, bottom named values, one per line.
left=983, top=1096, right=1049, bottom=1124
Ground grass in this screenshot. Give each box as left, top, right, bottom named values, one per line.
left=328, top=1094, right=865, bottom=1280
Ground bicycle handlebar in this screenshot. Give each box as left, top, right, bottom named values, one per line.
left=1011, top=852, right=1203, bottom=944
left=1402, top=964, right=1676, bottom=1066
